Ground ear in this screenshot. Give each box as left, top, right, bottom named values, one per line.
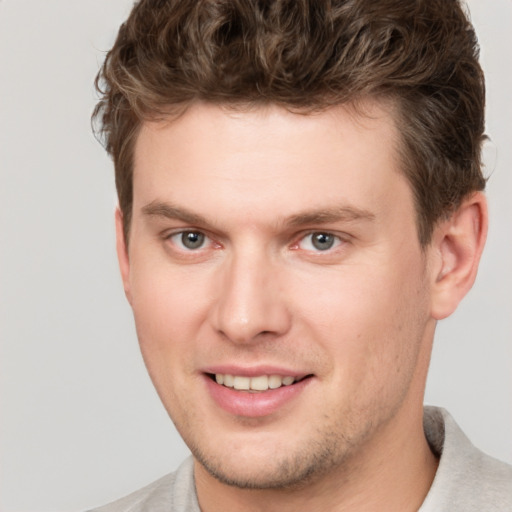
left=429, top=192, right=488, bottom=320
left=115, top=208, right=132, bottom=304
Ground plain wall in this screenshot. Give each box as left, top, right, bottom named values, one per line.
left=0, top=1, right=510, bottom=511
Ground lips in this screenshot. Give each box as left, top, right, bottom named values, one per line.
left=203, top=368, right=313, bottom=417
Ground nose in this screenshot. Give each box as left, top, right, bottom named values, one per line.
left=211, top=249, right=292, bottom=344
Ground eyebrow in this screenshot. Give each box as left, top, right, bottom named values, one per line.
left=141, top=200, right=375, bottom=228
left=286, top=206, right=375, bottom=227
left=142, top=201, right=210, bottom=225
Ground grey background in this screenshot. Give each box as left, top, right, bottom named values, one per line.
left=0, top=1, right=510, bottom=511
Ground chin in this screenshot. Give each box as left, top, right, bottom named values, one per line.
left=191, top=435, right=345, bottom=490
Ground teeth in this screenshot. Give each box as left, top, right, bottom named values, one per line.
left=214, top=373, right=298, bottom=391
left=282, top=376, right=295, bottom=386
left=250, top=375, right=268, bottom=391
left=233, top=376, right=250, bottom=390
left=268, top=375, right=282, bottom=389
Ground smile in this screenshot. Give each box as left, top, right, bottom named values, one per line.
left=204, top=371, right=314, bottom=416
left=214, top=374, right=298, bottom=391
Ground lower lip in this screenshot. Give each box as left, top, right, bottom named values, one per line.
left=204, top=375, right=312, bottom=418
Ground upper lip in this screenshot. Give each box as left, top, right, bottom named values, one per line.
left=201, top=365, right=311, bottom=379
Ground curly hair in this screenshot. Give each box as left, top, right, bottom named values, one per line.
left=93, top=0, right=486, bottom=245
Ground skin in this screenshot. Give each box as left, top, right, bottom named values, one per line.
left=116, top=101, right=487, bottom=512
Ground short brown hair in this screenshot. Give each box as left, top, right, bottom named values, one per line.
left=93, top=0, right=486, bottom=245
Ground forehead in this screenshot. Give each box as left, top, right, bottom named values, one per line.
left=131, top=101, right=411, bottom=228
left=135, top=100, right=398, bottom=162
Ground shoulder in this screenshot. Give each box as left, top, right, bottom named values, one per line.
left=87, top=457, right=200, bottom=512
left=421, top=407, right=512, bottom=511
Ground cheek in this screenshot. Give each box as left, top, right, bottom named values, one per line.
left=128, top=262, right=211, bottom=376
left=129, top=275, right=205, bottom=421
left=292, top=256, right=429, bottom=386
left=292, top=263, right=415, bottom=334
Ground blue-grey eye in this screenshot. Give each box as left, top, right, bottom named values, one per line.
left=311, top=232, right=336, bottom=250
left=298, top=232, right=341, bottom=251
left=180, top=231, right=205, bottom=249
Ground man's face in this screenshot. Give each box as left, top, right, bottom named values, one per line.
left=121, top=102, right=437, bottom=488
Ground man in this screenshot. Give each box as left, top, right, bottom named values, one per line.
left=90, top=0, right=512, bottom=510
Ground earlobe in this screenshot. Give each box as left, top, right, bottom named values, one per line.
left=430, top=192, right=488, bottom=320
left=115, top=208, right=132, bottom=304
